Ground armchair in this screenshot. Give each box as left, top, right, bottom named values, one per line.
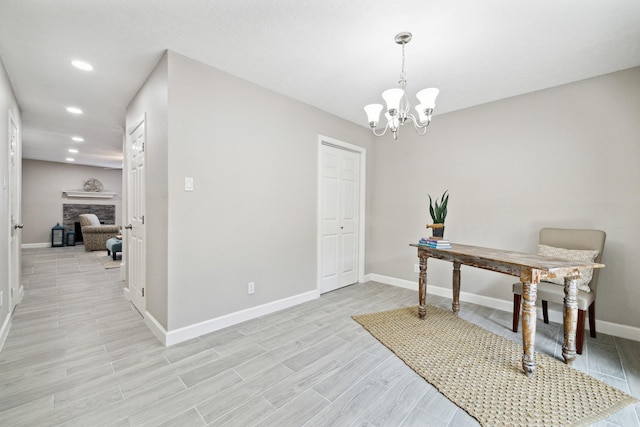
left=79, top=213, right=120, bottom=251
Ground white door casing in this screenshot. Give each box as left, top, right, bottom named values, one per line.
left=318, top=136, right=365, bottom=294
left=8, top=110, right=21, bottom=309
left=127, top=116, right=146, bottom=314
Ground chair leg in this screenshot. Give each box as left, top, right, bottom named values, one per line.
left=542, top=300, right=549, bottom=324
left=576, top=309, right=586, bottom=355
left=512, top=294, right=521, bottom=332
left=588, top=303, right=596, bottom=338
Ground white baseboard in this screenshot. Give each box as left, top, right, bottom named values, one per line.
left=0, top=312, right=11, bottom=352
left=597, top=320, right=640, bottom=342
left=145, top=310, right=169, bottom=346
left=122, top=287, right=168, bottom=346
left=119, top=261, right=126, bottom=281
left=541, top=307, right=640, bottom=342
left=144, top=289, right=321, bottom=347
left=367, top=273, right=513, bottom=312
left=21, top=242, right=50, bottom=249
left=1, top=286, right=24, bottom=353
left=367, top=273, right=640, bottom=342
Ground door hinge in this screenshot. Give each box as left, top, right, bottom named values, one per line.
left=142, top=142, right=145, bottom=152
left=142, top=288, right=145, bottom=297
left=142, top=215, right=145, bottom=225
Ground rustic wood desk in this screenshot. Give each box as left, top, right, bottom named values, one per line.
left=410, top=243, right=604, bottom=376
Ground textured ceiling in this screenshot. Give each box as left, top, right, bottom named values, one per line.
left=1, top=0, right=639, bottom=169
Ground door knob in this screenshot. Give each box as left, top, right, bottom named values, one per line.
left=124, top=224, right=133, bottom=229
left=14, top=224, right=23, bottom=229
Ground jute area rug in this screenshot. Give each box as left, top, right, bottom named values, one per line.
left=94, top=250, right=122, bottom=269
left=352, top=305, right=637, bottom=427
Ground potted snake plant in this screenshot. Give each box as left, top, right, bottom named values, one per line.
left=427, top=190, right=449, bottom=238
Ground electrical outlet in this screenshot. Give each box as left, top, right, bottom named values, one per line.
left=248, top=282, right=255, bottom=295
left=414, top=264, right=420, bottom=273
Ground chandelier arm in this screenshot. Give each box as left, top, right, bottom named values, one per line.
left=407, top=114, right=425, bottom=129
left=414, top=124, right=428, bottom=136
left=372, top=123, right=389, bottom=137
left=406, top=114, right=430, bottom=136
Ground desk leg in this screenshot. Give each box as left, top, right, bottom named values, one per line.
left=418, top=255, right=428, bottom=319
left=452, top=262, right=461, bottom=315
left=562, top=275, right=579, bottom=365
left=520, top=269, right=539, bottom=377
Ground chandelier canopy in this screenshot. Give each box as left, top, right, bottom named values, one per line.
left=364, top=32, right=439, bottom=140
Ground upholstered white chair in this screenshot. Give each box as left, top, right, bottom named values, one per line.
left=512, top=228, right=606, bottom=354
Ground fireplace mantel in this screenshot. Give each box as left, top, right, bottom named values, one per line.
left=63, top=190, right=117, bottom=199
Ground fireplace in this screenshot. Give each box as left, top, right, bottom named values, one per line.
left=63, top=204, right=116, bottom=243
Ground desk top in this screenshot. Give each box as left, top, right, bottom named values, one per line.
left=410, top=243, right=604, bottom=279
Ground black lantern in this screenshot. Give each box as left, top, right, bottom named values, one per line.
left=66, top=229, right=76, bottom=246
left=51, top=223, right=65, bottom=247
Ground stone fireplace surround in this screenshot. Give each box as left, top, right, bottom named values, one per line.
left=62, top=204, right=116, bottom=243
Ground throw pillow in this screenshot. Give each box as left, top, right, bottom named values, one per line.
left=537, top=244, right=599, bottom=293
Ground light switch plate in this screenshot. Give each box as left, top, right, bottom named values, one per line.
left=185, top=177, right=194, bottom=191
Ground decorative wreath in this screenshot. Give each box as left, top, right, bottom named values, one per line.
left=83, top=178, right=104, bottom=192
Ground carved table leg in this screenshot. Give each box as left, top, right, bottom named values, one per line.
left=562, top=274, right=580, bottom=365
left=452, top=262, right=461, bottom=315
left=520, top=269, right=539, bottom=377
left=418, top=255, right=428, bottom=319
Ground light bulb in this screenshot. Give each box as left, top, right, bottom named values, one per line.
left=364, top=104, right=383, bottom=126
left=415, top=105, right=429, bottom=124
left=382, top=88, right=404, bottom=112
left=416, top=88, right=439, bottom=109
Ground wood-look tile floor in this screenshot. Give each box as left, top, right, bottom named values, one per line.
left=1, top=245, right=639, bottom=426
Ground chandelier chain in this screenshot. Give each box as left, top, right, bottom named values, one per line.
left=399, top=42, right=407, bottom=87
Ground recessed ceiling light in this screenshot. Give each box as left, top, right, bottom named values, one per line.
left=66, top=107, right=83, bottom=114
left=66, top=158, right=75, bottom=162
left=72, top=136, right=84, bottom=142
left=71, top=60, right=93, bottom=71
left=68, top=148, right=79, bottom=153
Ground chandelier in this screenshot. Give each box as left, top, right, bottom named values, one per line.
left=364, top=32, right=439, bottom=140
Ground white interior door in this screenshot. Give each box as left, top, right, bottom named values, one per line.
left=8, top=110, right=21, bottom=309
left=319, top=143, right=360, bottom=294
left=127, top=117, right=146, bottom=314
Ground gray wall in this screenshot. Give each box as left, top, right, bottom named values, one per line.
left=127, top=50, right=374, bottom=331
left=0, top=55, right=21, bottom=337
left=370, top=67, right=640, bottom=328
left=165, top=51, right=374, bottom=330
left=21, top=159, right=123, bottom=244
left=126, top=52, right=640, bottom=335
left=126, top=52, right=170, bottom=329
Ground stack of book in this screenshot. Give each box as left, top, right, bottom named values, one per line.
left=418, top=237, right=452, bottom=249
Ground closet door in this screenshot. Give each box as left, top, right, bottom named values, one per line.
left=319, top=143, right=360, bottom=294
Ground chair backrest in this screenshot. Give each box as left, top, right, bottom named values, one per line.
left=539, top=228, right=606, bottom=296
left=79, top=213, right=101, bottom=227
